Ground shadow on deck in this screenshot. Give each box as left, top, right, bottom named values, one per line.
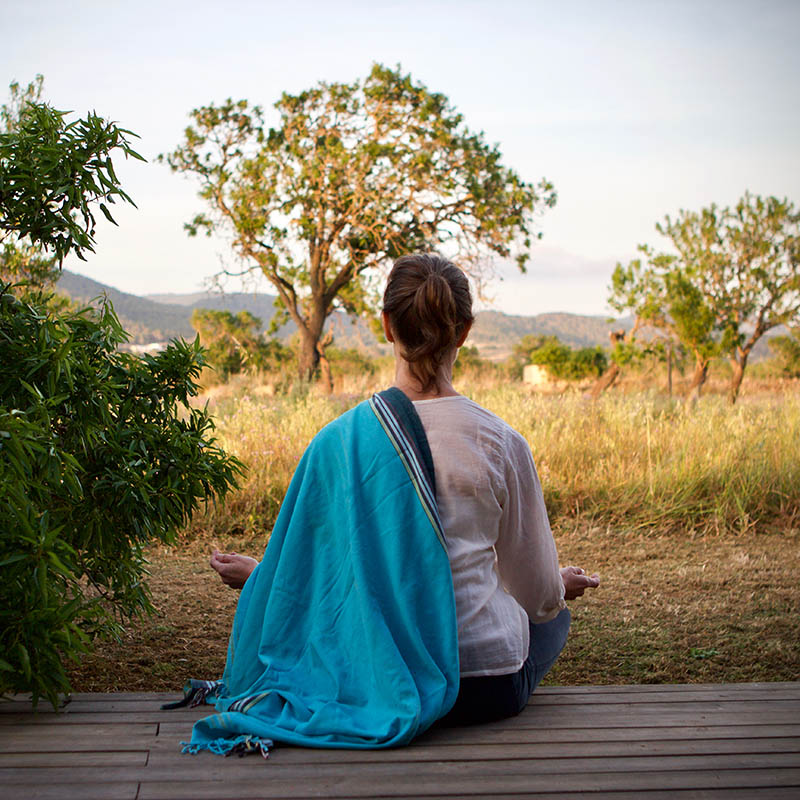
left=1, top=682, right=799, bottom=799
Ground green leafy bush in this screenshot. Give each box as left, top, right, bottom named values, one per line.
left=0, top=85, right=243, bottom=707
left=0, top=288, right=243, bottom=706
left=0, top=101, right=143, bottom=264
left=527, top=336, right=608, bottom=379
left=768, top=331, right=800, bottom=377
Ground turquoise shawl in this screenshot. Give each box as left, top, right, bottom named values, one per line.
left=179, top=389, right=459, bottom=756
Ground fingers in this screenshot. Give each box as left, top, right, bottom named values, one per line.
left=210, top=550, right=238, bottom=581
left=561, top=565, right=584, bottom=577
left=562, top=566, right=599, bottom=586
left=561, top=567, right=601, bottom=600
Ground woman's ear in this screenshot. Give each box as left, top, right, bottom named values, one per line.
left=381, top=311, right=395, bottom=343
left=455, top=320, right=473, bottom=348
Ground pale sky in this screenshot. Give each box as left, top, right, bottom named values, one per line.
left=3, top=0, right=798, bottom=315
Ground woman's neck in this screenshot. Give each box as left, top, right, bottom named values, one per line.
left=392, top=355, right=460, bottom=401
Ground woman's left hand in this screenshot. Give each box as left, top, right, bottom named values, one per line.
left=560, top=565, right=600, bottom=600
left=210, top=549, right=259, bottom=589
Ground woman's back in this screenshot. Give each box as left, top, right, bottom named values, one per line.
left=413, top=395, right=565, bottom=677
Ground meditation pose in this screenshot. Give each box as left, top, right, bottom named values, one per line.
left=182, top=253, right=598, bottom=756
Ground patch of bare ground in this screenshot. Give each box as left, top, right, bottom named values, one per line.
left=66, top=525, right=800, bottom=692
left=549, top=524, right=800, bottom=685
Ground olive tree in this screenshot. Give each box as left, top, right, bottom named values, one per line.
left=163, top=64, right=556, bottom=384
left=606, top=193, right=799, bottom=402
left=659, top=193, right=800, bottom=402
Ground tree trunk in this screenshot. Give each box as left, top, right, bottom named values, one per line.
left=590, top=362, right=621, bottom=399
left=590, top=329, right=626, bottom=399
left=318, top=354, right=333, bottom=394
left=666, top=343, right=673, bottom=398
left=316, top=330, right=334, bottom=395
left=296, top=298, right=332, bottom=384
left=297, top=329, right=320, bottom=382
left=685, top=359, right=709, bottom=407
left=729, top=353, right=748, bottom=405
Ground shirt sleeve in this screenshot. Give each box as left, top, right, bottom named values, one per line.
left=494, top=429, right=566, bottom=624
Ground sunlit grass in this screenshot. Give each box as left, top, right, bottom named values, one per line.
left=183, top=383, right=800, bottom=543
left=472, top=388, right=800, bottom=534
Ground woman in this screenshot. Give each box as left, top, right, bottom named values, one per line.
left=193, top=253, right=598, bottom=755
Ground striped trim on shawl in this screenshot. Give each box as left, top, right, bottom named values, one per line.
left=369, top=388, right=446, bottom=550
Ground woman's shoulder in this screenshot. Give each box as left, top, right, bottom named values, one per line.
left=413, top=395, right=526, bottom=448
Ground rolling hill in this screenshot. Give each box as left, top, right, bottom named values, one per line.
left=55, top=270, right=629, bottom=358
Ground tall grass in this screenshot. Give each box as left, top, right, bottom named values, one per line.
left=472, top=388, right=800, bottom=534
left=183, top=385, right=800, bottom=543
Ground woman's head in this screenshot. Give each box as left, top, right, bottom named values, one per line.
left=382, top=253, right=474, bottom=393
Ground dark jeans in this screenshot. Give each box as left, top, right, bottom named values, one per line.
left=439, top=607, right=571, bottom=726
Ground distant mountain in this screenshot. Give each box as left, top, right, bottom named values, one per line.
left=56, top=271, right=195, bottom=343
left=56, top=271, right=386, bottom=352
left=56, top=270, right=631, bottom=358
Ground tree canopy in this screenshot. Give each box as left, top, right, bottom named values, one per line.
left=609, top=247, right=719, bottom=398
left=660, top=193, right=800, bottom=401
left=607, top=192, right=800, bottom=402
left=0, top=81, right=143, bottom=268
left=163, top=63, right=556, bottom=383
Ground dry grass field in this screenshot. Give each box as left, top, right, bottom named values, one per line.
left=66, top=524, right=799, bottom=692
left=67, top=378, right=800, bottom=692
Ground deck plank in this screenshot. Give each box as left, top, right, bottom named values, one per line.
left=132, top=770, right=800, bottom=799
left=4, top=706, right=799, bottom=727
left=6, top=693, right=797, bottom=714
left=12, top=696, right=796, bottom=714
left=0, top=751, right=148, bottom=767
left=7, top=750, right=798, bottom=781
left=146, top=736, right=800, bottom=764
left=0, top=683, right=798, bottom=799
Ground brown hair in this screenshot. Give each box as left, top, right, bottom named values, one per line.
left=382, top=253, right=474, bottom=393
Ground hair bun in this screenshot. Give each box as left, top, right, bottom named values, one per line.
left=382, top=253, right=474, bottom=393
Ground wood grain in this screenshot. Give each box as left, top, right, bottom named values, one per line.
left=1, top=683, right=798, bottom=800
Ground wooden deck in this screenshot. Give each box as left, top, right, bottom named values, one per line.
left=1, top=683, right=799, bottom=799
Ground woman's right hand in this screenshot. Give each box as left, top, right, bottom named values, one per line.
left=210, top=549, right=259, bottom=589
left=560, top=566, right=600, bottom=600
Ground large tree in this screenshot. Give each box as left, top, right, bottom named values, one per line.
left=163, top=64, right=556, bottom=383
left=607, top=193, right=800, bottom=403
left=608, top=247, right=719, bottom=401
left=659, top=193, right=800, bottom=402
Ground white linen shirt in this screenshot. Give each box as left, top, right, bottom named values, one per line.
left=413, top=396, right=566, bottom=677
